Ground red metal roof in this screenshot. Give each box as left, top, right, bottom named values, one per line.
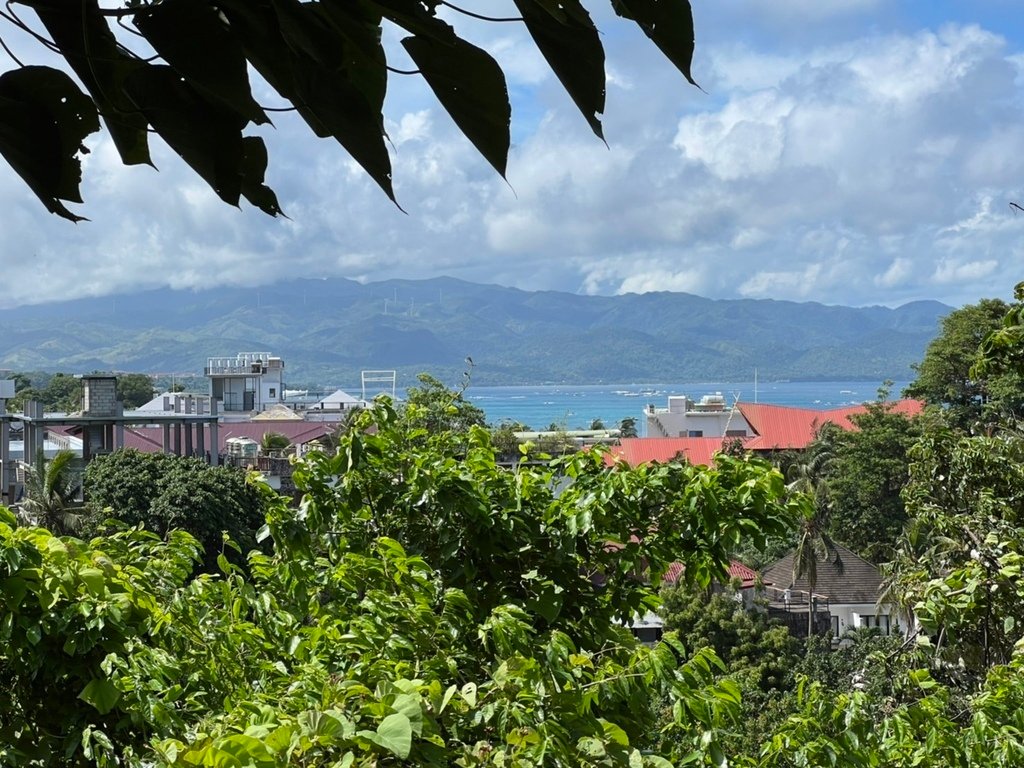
left=607, top=437, right=726, bottom=467
left=610, top=399, right=924, bottom=467
left=739, top=399, right=923, bottom=451
left=121, top=421, right=335, bottom=455
left=663, top=559, right=758, bottom=589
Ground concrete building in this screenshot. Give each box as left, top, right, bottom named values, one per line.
left=0, top=375, right=221, bottom=504
left=645, top=393, right=751, bottom=438
left=206, top=352, right=285, bottom=416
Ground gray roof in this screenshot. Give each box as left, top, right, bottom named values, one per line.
left=762, top=543, right=882, bottom=605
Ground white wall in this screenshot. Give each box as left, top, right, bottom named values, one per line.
left=646, top=407, right=751, bottom=438
left=831, top=602, right=905, bottom=639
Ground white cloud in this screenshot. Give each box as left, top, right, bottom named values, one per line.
left=674, top=92, right=794, bottom=180
left=616, top=269, right=707, bottom=295
left=0, top=9, right=1023, bottom=312
left=876, top=258, right=913, bottom=288
left=740, top=263, right=826, bottom=298
left=932, top=258, right=999, bottom=283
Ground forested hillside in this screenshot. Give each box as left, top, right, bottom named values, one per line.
left=0, top=277, right=948, bottom=384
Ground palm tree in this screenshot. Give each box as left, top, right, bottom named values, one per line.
left=784, top=425, right=838, bottom=503
left=791, top=504, right=844, bottom=638
left=781, top=426, right=846, bottom=637
left=19, top=449, right=83, bottom=535
left=259, top=431, right=292, bottom=457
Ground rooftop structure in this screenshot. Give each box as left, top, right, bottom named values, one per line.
left=613, top=398, right=924, bottom=467
left=645, top=392, right=750, bottom=439
left=206, top=352, right=285, bottom=414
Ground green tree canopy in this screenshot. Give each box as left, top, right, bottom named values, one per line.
left=402, top=372, right=486, bottom=436
left=823, top=401, right=921, bottom=562
left=886, top=424, right=1024, bottom=677
left=117, top=373, right=156, bottom=409
left=905, top=298, right=1024, bottom=430
left=1, top=395, right=804, bottom=766
left=659, top=583, right=802, bottom=757
left=0, top=0, right=699, bottom=221
left=8, top=371, right=84, bottom=413
left=83, top=449, right=266, bottom=571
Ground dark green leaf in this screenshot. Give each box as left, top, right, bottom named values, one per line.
left=612, top=0, right=699, bottom=86
left=134, top=0, right=270, bottom=125
left=217, top=0, right=396, bottom=203
left=23, top=0, right=151, bottom=166
left=317, top=1, right=388, bottom=114
left=122, top=65, right=248, bottom=206
left=240, top=137, right=285, bottom=216
left=365, top=0, right=455, bottom=41
left=402, top=34, right=510, bottom=177
left=0, top=66, right=99, bottom=221
left=513, top=0, right=605, bottom=139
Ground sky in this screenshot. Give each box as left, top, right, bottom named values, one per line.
left=1, top=1, right=1023, bottom=310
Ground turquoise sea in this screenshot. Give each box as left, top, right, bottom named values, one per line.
left=465, top=380, right=910, bottom=433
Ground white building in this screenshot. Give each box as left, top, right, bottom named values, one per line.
left=205, top=353, right=285, bottom=416
left=762, top=544, right=904, bottom=641
left=645, top=393, right=752, bottom=439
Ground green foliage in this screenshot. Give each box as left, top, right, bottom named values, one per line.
left=759, top=655, right=1024, bottom=767
left=905, top=298, right=1024, bottom=430
left=83, top=449, right=266, bottom=572
left=14, top=377, right=1024, bottom=764
left=0, top=0, right=698, bottom=220
left=117, top=372, right=156, bottom=409
left=0, top=512, right=200, bottom=765
left=1, top=389, right=805, bottom=766
left=489, top=420, right=523, bottom=459
left=620, top=416, right=639, bottom=439
left=9, top=371, right=83, bottom=413
left=789, top=478, right=843, bottom=637
left=659, top=584, right=802, bottom=758
left=887, top=425, right=1024, bottom=677
left=19, top=448, right=83, bottom=535
left=258, top=431, right=292, bottom=456
left=403, top=372, right=487, bottom=436
left=975, top=280, right=1024, bottom=379
left=793, top=630, right=915, bottom=711
left=824, top=402, right=921, bottom=562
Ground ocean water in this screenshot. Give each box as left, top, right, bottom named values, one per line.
left=466, top=380, right=910, bottom=433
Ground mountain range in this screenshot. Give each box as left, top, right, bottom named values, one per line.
left=0, top=277, right=951, bottom=387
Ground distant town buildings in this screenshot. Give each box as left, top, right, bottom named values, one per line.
left=0, top=352, right=375, bottom=502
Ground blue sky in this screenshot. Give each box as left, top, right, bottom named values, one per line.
left=1, top=1, right=1023, bottom=309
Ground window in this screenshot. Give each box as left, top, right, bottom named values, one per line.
left=831, top=615, right=840, bottom=636
left=632, top=626, right=663, bottom=645
left=725, top=429, right=747, bottom=437
left=687, top=430, right=704, bottom=437
left=861, top=614, right=890, bottom=634
left=269, top=388, right=276, bottom=398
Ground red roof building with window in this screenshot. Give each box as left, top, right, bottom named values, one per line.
left=608, top=399, right=923, bottom=467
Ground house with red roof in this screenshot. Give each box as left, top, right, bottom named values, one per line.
left=631, top=558, right=761, bottom=644
left=609, top=396, right=923, bottom=468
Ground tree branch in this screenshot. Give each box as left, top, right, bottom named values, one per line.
left=439, top=2, right=521, bottom=22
